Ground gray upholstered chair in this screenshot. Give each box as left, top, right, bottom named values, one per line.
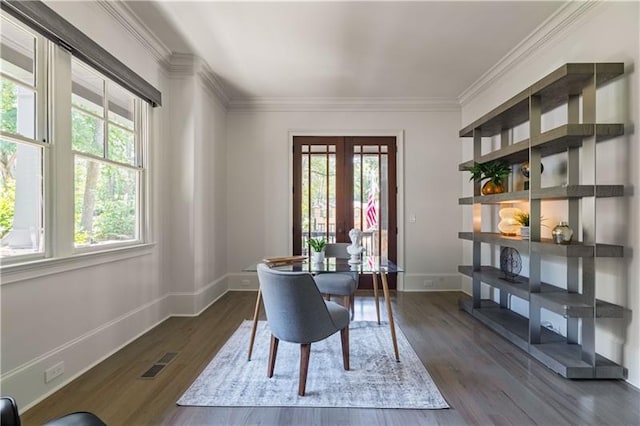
left=313, top=243, right=358, bottom=317
left=0, top=396, right=105, bottom=426
left=257, top=263, right=350, bottom=396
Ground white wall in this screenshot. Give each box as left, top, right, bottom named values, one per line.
left=0, top=2, right=228, bottom=410
left=166, top=60, right=229, bottom=313
left=459, top=1, right=640, bottom=387
left=226, top=109, right=463, bottom=292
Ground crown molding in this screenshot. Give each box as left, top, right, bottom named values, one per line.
left=95, top=0, right=172, bottom=67
left=458, top=0, right=602, bottom=106
left=228, top=97, right=460, bottom=113
left=167, top=53, right=196, bottom=77
left=167, top=54, right=230, bottom=107
left=197, top=63, right=231, bottom=108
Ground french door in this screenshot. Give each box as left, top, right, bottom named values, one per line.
left=293, top=136, right=397, bottom=289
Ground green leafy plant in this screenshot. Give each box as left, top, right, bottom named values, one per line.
left=465, top=160, right=512, bottom=186
left=515, top=212, right=530, bottom=226
left=308, top=238, right=327, bottom=252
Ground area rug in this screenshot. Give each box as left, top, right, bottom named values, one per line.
left=177, top=320, right=449, bottom=409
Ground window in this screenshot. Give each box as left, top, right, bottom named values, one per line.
left=0, top=14, right=45, bottom=259
left=71, top=59, right=144, bottom=249
left=0, top=12, right=150, bottom=264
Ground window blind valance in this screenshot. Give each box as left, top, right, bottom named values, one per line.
left=1, top=0, right=162, bottom=107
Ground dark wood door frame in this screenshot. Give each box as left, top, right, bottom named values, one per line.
left=292, top=135, right=398, bottom=289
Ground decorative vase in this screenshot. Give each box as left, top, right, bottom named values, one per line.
left=481, top=181, right=505, bottom=195
left=311, top=250, right=325, bottom=263
left=552, top=221, right=573, bottom=245
left=520, top=226, right=530, bottom=240
left=497, top=207, right=523, bottom=236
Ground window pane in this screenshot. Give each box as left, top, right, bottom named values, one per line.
left=72, top=108, right=104, bottom=157
left=0, top=16, right=36, bottom=86
left=72, top=60, right=104, bottom=116
left=0, top=79, right=36, bottom=139
left=0, top=139, right=43, bottom=257
left=108, top=125, right=135, bottom=165
left=75, top=157, right=137, bottom=247
left=108, top=82, right=134, bottom=130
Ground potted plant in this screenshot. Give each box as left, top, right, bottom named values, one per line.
left=514, top=212, right=530, bottom=239
left=308, top=238, right=327, bottom=263
left=465, top=160, right=512, bottom=195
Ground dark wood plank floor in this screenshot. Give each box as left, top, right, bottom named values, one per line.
left=21, top=291, right=640, bottom=425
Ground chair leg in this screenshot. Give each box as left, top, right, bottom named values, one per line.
left=342, top=295, right=350, bottom=310
left=340, top=326, right=350, bottom=370
left=268, top=334, right=279, bottom=378
left=350, top=295, right=355, bottom=320
left=299, top=343, right=311, bottom=396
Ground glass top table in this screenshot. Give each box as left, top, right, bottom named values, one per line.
left=245, top=256, right=403, bottom=362
left=244, top=256, right=403, bottom=274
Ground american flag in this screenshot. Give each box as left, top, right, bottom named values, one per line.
left=366, top=178, right=378, bottom=230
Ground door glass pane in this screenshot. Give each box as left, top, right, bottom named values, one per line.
left=361, top=154, right=380, bottom=256
left=0, top=139, right=43, bottom=257
left=380, top=155, right=389, bottom=259
left=300, top=148, right=336, bottom=254
left=353, top=154, right=362, bottom=231
left=74, top=157, right=137, bottom=247
left=0, top=16, right=36, bottom=86
left=309, top=154, right=329, bottom=240
left=301, top=154, right=309, bottom=253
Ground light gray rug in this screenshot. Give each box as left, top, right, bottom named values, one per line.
left=177, top=320, right=449, bottom=409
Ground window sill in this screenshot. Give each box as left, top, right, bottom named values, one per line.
left=0, top=243, right=156, bottom=285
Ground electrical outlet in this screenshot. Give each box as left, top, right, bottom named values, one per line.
left=423, top=280, right=434, bottom=288
left=45, top=361, right=64, bottom=383
left=241, top=279, right=250, bottom=287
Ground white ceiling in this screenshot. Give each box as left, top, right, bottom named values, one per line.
left=128, top=1, right=565, bottom=100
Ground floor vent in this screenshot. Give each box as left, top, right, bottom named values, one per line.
left=139, top=352, right=179, bottom=379
left=157, top=352, right=179, bottom=364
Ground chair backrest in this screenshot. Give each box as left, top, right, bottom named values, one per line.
left=324, top=243, right=350, bottom=259
left=0, top=397, right=21, bottom=426
left=257, top=264, right=340, bottom=343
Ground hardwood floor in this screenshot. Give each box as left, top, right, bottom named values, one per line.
left=21, top=291, right=640, bottom=425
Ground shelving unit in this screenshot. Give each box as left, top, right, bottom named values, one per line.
left=458, top=63, right=627, bottom=379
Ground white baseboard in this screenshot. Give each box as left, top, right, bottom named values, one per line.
left=2, top=275, right=231, bottom=412
left=402, top=273, right=462, bottom=292
left=2, top=294, right=172, bottom=412
left=227, top=272, right=259, bottom=291
left=169, top=274, right=230, bottom=316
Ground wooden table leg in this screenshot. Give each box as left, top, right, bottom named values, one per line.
left=372, top=272, right=381, bottom=325
left=247, top=288, right=262, bottom=361
left=380, top=272, right=400, bottom=362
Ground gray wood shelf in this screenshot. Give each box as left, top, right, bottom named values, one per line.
left=458, top=185, right=624, bottom=205
left=458, top=123, right=624, bottom=170
left=458, top=63, right=627, bottom=380
left=459, top=63, right=624, bottom=137
left=530, top=292, right=624, bottom=318
left=458, top=265, right=558, bottom=301
left=458, top=232, right=623, bottom=258
left=459, top=295, right=627, bottom=379
left=529, top=343, right=627, bottom=379
left=458, top=265, right=624, bottom=318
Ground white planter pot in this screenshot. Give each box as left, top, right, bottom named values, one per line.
left=311, top=251, right=325, bottom=263
left=520, top=226, right=530, bottom=239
